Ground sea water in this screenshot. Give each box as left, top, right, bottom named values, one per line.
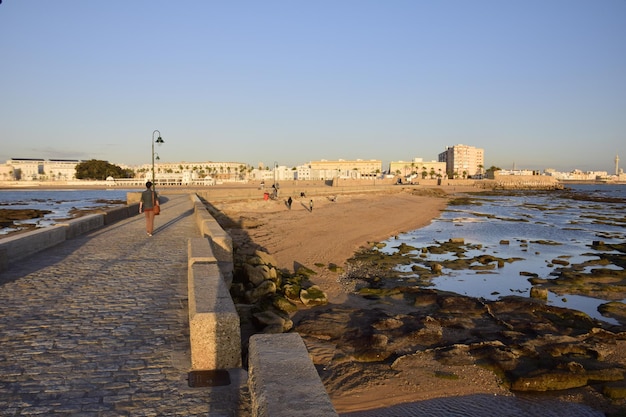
left=0, top=189, right=133, bottom=234
left=377, top=184, right=626, bottom=323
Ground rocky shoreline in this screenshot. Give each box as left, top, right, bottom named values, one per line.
left=0, top=199, right=126, bottom=237
left=212, top=187, right=626, bottom=415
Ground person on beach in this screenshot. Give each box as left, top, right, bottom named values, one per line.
left=309, top=199, right=314, bottom=212
left=139, top=181, right=159, bottom=236
left=287, top=196, right=293, bottom=210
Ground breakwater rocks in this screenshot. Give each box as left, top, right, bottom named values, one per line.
left=230, top=248, right=329, bottom=335
left=289, top=237, right=626, bottom=412
left=297, top=287, right=626, bottom=405
left=0, top=208, right=51, bottom=231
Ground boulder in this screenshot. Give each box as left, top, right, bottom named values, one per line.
left=245, top=280, right=277, bottom=303
left=603, top=382, right=626, bottom=399
left=244, top=263, right=271, bottom=286
left=511, top=371, right=588, bottom=391
left=273, top=295, right=298, bottom=314
left=253, top=310, right=293, bottom=332
left=253, top=249, right=278, bottom=267
left=530, top=286, right=548, bottom=300
left=300, top=285, right=328, bottom=307
left=283, top=283, right=302, bottom=302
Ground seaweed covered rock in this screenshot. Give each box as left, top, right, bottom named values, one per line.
left=232, top=248, right=328, bottom=334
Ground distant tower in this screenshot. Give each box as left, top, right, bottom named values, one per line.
left=616, top=154, right=620, bottom=176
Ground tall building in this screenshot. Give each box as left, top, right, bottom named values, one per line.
left=388, top=158, right=446, bottom=179
left=438, top=144, right=484, bottom=178
left=309, top=159, right=382, bottom=179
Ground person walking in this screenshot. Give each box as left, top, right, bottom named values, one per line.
left=287, top=196, right=293, bottom=210
left=139, top=181, right=159, bottom=236
left=309, top=199, right=314, bottom=212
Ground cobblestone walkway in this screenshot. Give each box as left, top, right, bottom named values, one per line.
left=0, top=194, right=249, bottom=417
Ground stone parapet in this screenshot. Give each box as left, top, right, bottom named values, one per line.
left=248, top=333, right=338, bottom=417
left=191, top=194, right=234, bottom=287
left=188, top=237, right=218, bottom=268
left=187, top=259, right=242, bottom=370
left=0, top=226, right=66, bottom=271
left=104, top=203, right=140, bottom=224
left=0, top=204, right=141, bottom=272
left=57, top=214, right=105, bottom=239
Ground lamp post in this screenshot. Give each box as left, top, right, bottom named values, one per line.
left=152, top=130, right=164, bottom=190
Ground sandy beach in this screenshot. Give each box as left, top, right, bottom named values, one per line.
left=214, top=187, right=451, bottom=304
left=215, top=186, right=520, bottom=411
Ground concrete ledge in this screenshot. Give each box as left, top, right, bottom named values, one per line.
left=58, top=214, right=105, bottom=239
left=104, top=203, right=140, bottom=225
left=0, top=203, right=141, bottom=272
left=191, top=195, right=234, bottom=286
left=188, top=261, right=242, bottom=370
left=188, top=237, right=218, bottom=268
left=0, top=226, right=67, bottom=271
left=248, top=333, right=338, bottom=417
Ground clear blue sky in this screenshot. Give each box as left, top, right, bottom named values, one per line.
left=1, top=1, right=624, bottom=172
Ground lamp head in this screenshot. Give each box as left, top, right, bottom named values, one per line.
left=156, top=136, right=164, bottom=145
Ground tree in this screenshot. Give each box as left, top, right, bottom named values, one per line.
left=485, top=166, right=501, bottom=177
left=75, top=160, right=127, bottom=180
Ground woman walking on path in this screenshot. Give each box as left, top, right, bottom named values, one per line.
left=139, top=181, right=159, bottom=236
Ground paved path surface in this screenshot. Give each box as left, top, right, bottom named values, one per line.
left=0, top=194, right=249, bottom=417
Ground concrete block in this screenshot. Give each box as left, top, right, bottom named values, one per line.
left=248, top=333, right=338, bottom=417
left=0, top=226, right=67, bottom=271
left=59, top=214, right=105, bottom=239
left=202, top=219, right=233, bottom=254
left=190, top=195, right=234, bottom=287
left=104, top=204, right=139, bottom=224
left=188, top=262, right=242, bottom=370
left=188, top=237, right=218, bottom=268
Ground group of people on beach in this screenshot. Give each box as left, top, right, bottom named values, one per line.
left=138, top=180, right=322, bottom=238
left=285, top=195, right=314, bottom=212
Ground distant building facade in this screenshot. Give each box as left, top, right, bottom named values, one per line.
left=308, top=159, right=382, bottom=180
left=4, top=158, right=79, bottom=181
left=438, top=144, right=484, bottom=178
left=388, top=158, right=447, bottom=180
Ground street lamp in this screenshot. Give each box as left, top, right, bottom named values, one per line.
left=152, top=130, right=164, bottom=190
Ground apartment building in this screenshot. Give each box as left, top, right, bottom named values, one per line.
left=438, top=144, right=484, bottom=178
left=308, top=159, right=382, bottom=180
left=388, top=158, right=447, bottom=179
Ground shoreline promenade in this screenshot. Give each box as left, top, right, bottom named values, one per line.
left=0, top=194, right=249, bottom=416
